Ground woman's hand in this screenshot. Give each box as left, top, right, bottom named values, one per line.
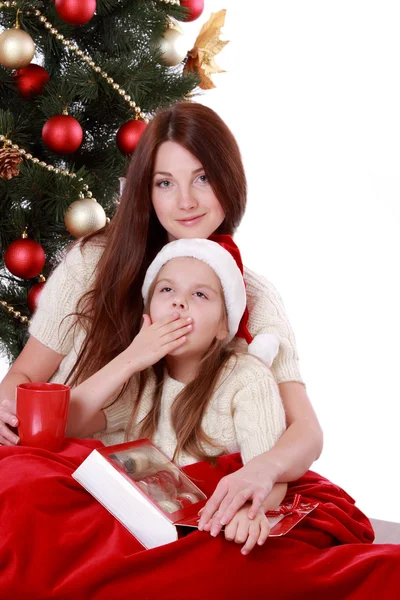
left=222, top=503, right=270, bottom=555
left=0, top=399, right=19, bottom=446
left=126, top=312, right=192, bottom=372
left=198, top=455, right=278, bottom=535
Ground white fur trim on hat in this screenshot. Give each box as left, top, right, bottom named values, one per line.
left=142, top=238, right=246, bottom=343
left=248, top=333, right=280, bottom=368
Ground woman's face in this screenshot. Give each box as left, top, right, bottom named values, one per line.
left=152, top=141, right=225, bottom=242
left=150, top=257, right=228, bottom=358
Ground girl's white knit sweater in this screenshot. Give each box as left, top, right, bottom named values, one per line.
left=100, top=353, right=286, bottom=466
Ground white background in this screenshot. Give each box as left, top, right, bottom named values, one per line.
left=1, top=0, right=400, bottom=521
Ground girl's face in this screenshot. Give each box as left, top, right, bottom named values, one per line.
left=152, top=141, right=225, bottom=242
left=149, top=257, right=228, bottom=358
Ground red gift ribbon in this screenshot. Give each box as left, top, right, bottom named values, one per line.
left=265, top=493, right=302, bottom=517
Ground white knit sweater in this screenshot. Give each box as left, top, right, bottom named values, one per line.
left=29, top=241, right=303, bottom=449
left=99, top=354, right=286, bottom=466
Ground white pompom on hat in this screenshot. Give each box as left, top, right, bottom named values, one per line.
left=142, top=235, right=279, bottom=367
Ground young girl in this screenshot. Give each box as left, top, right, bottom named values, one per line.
left=66, top=235, right=288, bottom=555
left=0, top=102, right=322, bottom=531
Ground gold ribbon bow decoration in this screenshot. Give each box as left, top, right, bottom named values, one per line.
left=184, top=9, right=229, bottom=90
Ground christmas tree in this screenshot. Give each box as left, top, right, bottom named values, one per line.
left=0, top=0, right=202, bottom=364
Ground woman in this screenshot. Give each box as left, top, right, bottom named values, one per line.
left=1, top=103, right=399, bottom=600
left=0, top=102, right=322, bottom=530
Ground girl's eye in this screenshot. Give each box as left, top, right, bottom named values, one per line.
left=160, top=287, right=173, bottom=293
left=194, top=291, right=208, bottom=299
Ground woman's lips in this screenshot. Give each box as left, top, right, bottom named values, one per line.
left=176, top=214, right=206, bottom=227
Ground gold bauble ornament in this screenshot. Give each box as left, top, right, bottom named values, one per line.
left=64, top=199, right=107, bottom=238
left=0, top=28, right=35, bottom=69
left=156, top=19, right=188, bottom=67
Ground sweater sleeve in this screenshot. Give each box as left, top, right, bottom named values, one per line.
left=244, top=266, right=304, bottom=385
left=231, top=358, right=287, bottom=464
left=29, top=242, right=101, bottom=355
left=102, top=377, right=139, bottom=434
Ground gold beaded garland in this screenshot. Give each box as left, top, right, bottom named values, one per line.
left=0, top=1, right=17, bottom=8
left=0, top=1, right=149, bottom=119
left=0, top=134, right=87, bottom=183
left=23, top=8, right=146, bottom=120
left=0, top=299, right=30, bottom=324
left=0, top=3, right=156, bottom=122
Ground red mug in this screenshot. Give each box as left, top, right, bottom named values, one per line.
left=16, top=382, right=70, bottom=452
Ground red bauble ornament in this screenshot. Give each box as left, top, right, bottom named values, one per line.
left=42, top=115, right=83, bottom=154
left=116, top=120, right=147, bottom=155
left=180, top=0, right=204, bottom=22
left=27, top=282, right=45, bottom=313
left=13, top=64, right=50, bottom=98
left=4, top=238, right=46, bottom=279
left=55, top=0, right=96, bottom=26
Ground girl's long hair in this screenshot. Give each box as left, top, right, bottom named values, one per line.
left=63, top=102, right=247, bottom=390
left=125, top=278, right=237, bottom=464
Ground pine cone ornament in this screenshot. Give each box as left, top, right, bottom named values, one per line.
left=0, top=147, right=23, bottom=180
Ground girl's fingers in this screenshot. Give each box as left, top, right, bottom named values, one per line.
left=152, top=312, right=181, bottom=329
left=240, top=523, right=260, bottom=555
left=234, top=518, right=250, bottom=545
left=257, top=518, right=270, bottom=546
left=159, top=317, right=192, bottom=337
left=161, top=325, right=192, bottom=346
left=164, top=336, right=187, bottom=353
left=224, top=517, right=238, bottom=542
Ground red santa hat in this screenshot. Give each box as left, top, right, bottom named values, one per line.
left=142, top=234, right=279, bottom=367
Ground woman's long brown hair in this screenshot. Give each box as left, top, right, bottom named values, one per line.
left=63, top=102, right=247, bottom=390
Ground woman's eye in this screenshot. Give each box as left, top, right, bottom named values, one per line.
left=156, top=180, right=171, bottom=188
left=194, top=291, right=208, bottom=299
left=160, top=287, right=173, bottom=293
left=197, top=174, right=208, bottom=183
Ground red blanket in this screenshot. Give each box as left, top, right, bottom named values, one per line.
left=0, top=439, right=399, bottom=600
